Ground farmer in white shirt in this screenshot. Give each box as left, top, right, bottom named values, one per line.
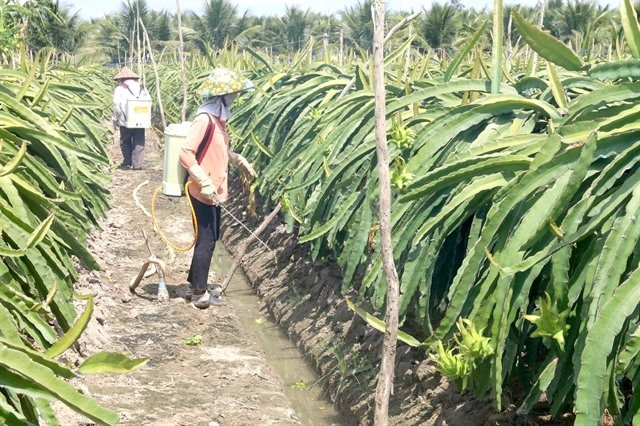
left=112, top=67, right=150, bottom=170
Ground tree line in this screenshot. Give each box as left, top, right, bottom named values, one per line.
left=0, top=0, right=632, bottom=65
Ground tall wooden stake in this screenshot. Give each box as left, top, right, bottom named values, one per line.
left=176, top=0, right=188, bottom=122
left=371, top=1, right=399, bottom=425
left=139, top=17, right=167, bottom=129
left=129, top=28, right=134, bottom=66
left=506, top=13, right=513, bottom=58
left=136, top=1, right=143, bottom=81
left=323, top=32, right=329, bottom=63
left=491, top=0, right=504, bottom=94
left=339, top=28, right=344, bottom=67
left=531, top=0, right=546, bottom=75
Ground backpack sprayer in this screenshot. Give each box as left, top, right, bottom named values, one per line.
left=129, top=121, right=274, bottom=301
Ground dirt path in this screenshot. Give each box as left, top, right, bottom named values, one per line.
left=59, top=134, right=302, bottom=425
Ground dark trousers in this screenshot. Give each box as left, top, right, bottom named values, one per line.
left=187, top=195, right=222, bottom=290
left=119, top=126, right=145, bottom=168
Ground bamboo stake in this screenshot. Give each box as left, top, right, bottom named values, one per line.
left=176, top=0, right=188, bottom=122
left=139, top=17, right=167, bottom=129
left=371, top=1, right=399, bottom=425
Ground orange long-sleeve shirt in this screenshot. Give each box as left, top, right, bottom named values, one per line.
left=179, top=113, right=229, bottom=204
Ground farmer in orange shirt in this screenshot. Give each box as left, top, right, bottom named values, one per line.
left=179, top=68, right=256, bottom=309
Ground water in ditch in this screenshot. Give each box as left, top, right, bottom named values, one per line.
left=213, top=245, right=345, bottom=426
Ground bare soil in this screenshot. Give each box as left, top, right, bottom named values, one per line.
left=57, top=134, right=300, bottom=425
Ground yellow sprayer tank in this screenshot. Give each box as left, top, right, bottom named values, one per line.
left=124, top=97, right=152, bottom=128
left=162, top=122, right=191, bottom=196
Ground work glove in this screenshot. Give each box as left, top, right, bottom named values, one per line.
left=188, top=164, right=218, bottom=204
left=229, top=152, right=257, bottom=180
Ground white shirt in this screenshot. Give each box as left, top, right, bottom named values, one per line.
left=112, top=79, right=150, bottom=127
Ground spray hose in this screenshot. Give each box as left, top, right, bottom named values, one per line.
left=151, top=179, right=274, bottom=254
left=151, top=181, right=198, bottom=252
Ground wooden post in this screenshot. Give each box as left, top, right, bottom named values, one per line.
left=139, top=17, right=167, bottom=129
left=491, top=0, right=503, bottom=94
left=129, top=28, right=134, bottom=66
left=531, top=0, right=546, bottom=75
left=141, top=31, right=146, bottom=84
left=323, top=32, right=329, bottom=63
left=371, top=1, right=399, bottom=425
left=339, top=28, right=344, bottom=67
left=176, top=0, right=188, bottom=122
left=136, top=1, right=143, bottom=81
left=506, top=12, right=513, bottom=58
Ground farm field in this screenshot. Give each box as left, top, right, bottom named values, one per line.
left=1, top=0, right=640, bottom=425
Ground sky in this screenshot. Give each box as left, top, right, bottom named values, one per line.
left=66, top=0, right=617, bottom=20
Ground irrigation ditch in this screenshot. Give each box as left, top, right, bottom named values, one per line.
left=218, top=175, right=550, bottom=425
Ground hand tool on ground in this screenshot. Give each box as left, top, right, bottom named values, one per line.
left=129, top=229, right=168, bottom=302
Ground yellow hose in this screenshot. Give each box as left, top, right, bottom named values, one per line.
left=151, top=181, right=198, bottom=252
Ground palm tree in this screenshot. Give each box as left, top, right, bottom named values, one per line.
left=119, top=0, right=151, bottom=44
left=94, top=15, right=129, bottom=63
left=340, top=0, right=374, bottom=51
left=543, top=0, right=565, bottom=37
left=149, top=10, right=172, bottom=43
left=25, top=0, right=84, bottom=54
left=280, top=6, right=309, bottom=51
left=551, top=0, right=597, bottom=39
left=242, top=16, right=285, bottom=52
left=0, top=0, right=26, bottom=63
left=192, top=0, right=248, bottom=50
left=90, top=0, right=152, bottom=63
left=309, top=13, right=341, bottom=40
left=419, top=2, right=461, bottom=51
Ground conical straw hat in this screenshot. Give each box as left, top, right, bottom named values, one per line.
left=114, top=67, right=139, bottom=80
left=195, top=67, right=254, bottom=98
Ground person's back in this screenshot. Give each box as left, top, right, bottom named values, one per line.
left=113, top=79, right=149, bottom=122
left=112, top=68, right=148, bottom=170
